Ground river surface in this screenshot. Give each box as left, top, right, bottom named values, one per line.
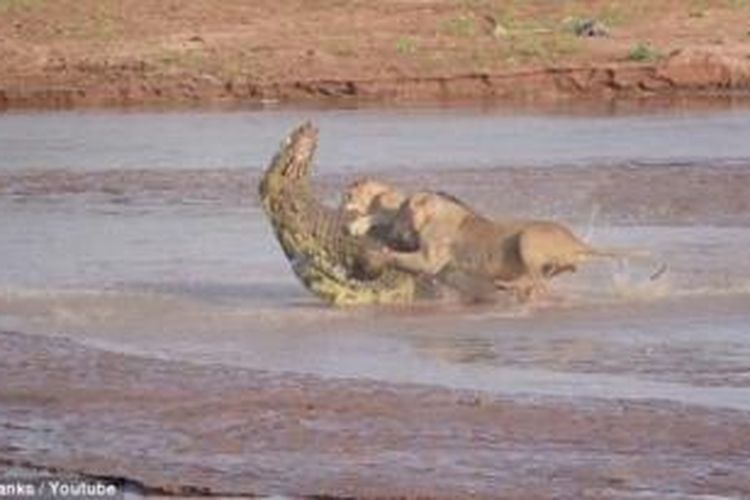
left=1, top=105, right=750, bottom=412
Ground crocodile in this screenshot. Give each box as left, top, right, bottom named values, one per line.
left=258, top=122, right=437, bottom=306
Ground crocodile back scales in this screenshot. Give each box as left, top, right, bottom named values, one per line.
left=258, top=122, right=431, bottom=306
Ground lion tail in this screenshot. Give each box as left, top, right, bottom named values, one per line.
left=580, top=246, right=668, bottom=281
left=582, top=246, right=651, bottom=260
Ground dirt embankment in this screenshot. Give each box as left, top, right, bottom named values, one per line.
left=1, top=0, right=750, bottom=109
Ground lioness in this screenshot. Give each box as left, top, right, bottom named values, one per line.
left=343, top=181, right=645, bottom=302
left=380, top=191, right=527, bottom=299
left=381, top=191, right=645, bottom=301
left=342, top=178, right=406, bottom=239
left=344, top=185, right=523, bottom=298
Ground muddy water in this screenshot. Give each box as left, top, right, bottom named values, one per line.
left=1, top=106, right=750, bottom=414
left=3, top=104, right=750, bottom=171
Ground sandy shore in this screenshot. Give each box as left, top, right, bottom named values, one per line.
left=2, top=0, right=750, bottom=109
left=1, top=330, right=749, bottom=498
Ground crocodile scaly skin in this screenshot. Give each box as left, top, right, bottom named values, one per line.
left=258, top=122, right=430, bottom=306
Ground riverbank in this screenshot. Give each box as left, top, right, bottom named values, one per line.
left=2, top=330, right=749, bottom=498
left=2, top=0, right=750, bottom=109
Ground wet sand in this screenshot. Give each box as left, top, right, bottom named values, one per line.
left=2, top=330, right=750, bottom=499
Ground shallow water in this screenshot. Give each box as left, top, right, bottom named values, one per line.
left=1, top=105, right=749, bottom=412
left=3, top=105, right=750, bottom=172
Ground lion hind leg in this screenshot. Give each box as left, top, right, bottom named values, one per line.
left=494, top=273, right=546, bottom=303
left=526, top=268, right=549, bottom=301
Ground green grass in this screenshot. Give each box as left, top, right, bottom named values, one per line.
left=561, top=16, right=591, bottom=35
left=36, top=1, right=124, bottom=41
left=395, top=36, right=417, bottom=55
left=0, top=0, right=46, bottom=14
left=628, top=42, right=663, bottom=62
left=597, top=4, right=629, bottom=26
left=441, top=13, right=477, bottom=37
left=688, top=0, right=710, bottom=17
left=560, top=1, right=648, bottom=29
left=87, top=4, right=120, bottom=40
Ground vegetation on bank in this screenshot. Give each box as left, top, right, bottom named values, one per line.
left=1, top=0, right=749, bottom=106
